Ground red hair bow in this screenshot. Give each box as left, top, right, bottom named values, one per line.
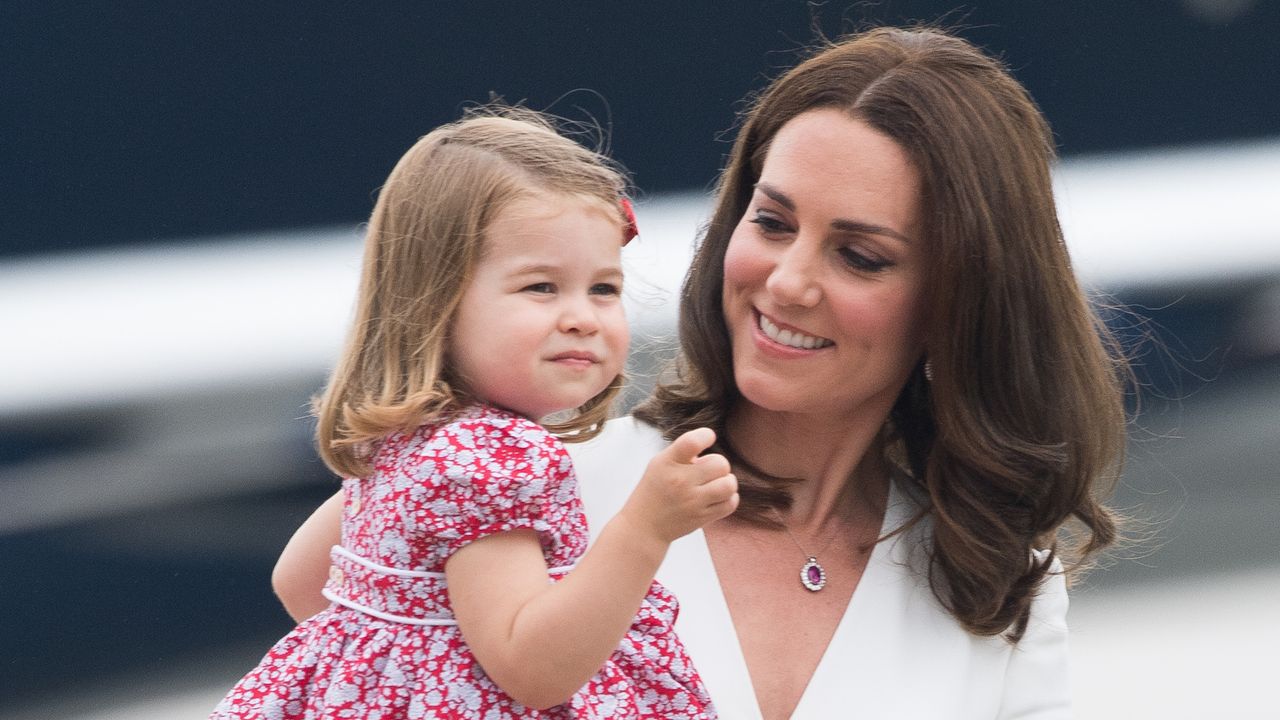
left=620, top=197, right=638, bottom=245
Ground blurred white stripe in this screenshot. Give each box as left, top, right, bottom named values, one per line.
left=6, top=139, right=1280, bottom=416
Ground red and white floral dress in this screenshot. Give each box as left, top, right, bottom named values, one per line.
left=211, top=405, right=715, bottom=719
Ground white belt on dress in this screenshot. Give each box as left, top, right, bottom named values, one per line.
left=322, top=544, right=575, bottom=626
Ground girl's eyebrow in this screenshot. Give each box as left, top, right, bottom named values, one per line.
left=509, top=263, right=558, bottom=276
left=509, top=263, right=624, bottom=280
left=755, top=182, right=913, bottom=245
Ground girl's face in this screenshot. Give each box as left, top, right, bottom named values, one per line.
left=450, top=193, right=629, bottom=420
left=721, top=109, right=927, bottom=423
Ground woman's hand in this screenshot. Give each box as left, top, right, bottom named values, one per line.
left=617, top=427, right=739, bottom=546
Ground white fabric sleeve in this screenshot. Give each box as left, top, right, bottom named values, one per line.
left=998, top=554, right=1073, bottom=719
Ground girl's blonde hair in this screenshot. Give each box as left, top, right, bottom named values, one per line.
left=315, top=107, right=630, bottom=479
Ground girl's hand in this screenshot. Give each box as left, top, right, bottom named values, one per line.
left=449, top=427, right=735, bottom=709
left=617, top=427, right=739, bottom=546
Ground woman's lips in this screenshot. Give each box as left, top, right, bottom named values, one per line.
left=755, top=310, right=834, bottom=350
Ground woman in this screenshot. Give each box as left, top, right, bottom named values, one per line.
left=274, top=26, right=1125, bottom=718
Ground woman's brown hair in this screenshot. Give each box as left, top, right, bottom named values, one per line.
left=315, top=107, right=631, bottom=480
left=635, top=26, right=1127, bottom=639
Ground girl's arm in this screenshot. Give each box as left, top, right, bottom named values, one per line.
left=272, top=490, right=342, bottom=622
left=446, top=428, right=738, bottom=710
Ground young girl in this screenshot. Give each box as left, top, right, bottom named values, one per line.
left=211, top=110, right=737, bottom=719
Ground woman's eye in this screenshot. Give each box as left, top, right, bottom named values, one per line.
left=748, top=211, right=791, bottom=234
left=838, top=247, right=893, bottom=273
left=590, top=282, right=622, bottom=296
left=523, top=282, right=555, bottom=294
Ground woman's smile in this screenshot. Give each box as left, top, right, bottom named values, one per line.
left=756, top=310, right=834, bottom=351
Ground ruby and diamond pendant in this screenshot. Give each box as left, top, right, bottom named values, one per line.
left=800, top=556, right=827, bottom=592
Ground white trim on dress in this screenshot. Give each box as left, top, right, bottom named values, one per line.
left=325, top=544, right=576, bottom=626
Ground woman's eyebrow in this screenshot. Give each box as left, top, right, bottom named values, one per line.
left=755, top=182, right=912, bottom=244
left=755, top=182, right=796, bottom=211
left=831, top=218, right=912, bottom=245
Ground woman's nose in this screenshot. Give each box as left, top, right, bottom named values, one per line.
left=765, top=241, right=822, bottom=307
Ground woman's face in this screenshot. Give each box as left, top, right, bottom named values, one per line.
left=721, top=108, right=927, bottom=422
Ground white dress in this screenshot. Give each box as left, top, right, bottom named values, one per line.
left=568, top=417, right=1073, bottom=720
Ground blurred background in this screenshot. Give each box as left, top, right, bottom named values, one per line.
left=2, top=2, right=1278, bottom=718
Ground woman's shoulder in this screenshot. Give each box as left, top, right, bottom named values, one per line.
left=566, top=415, right=669, bottom=479
left=876, top=483, right=1070, bottom=627
left=569, top=415, right=668, bottom=457
left=1026, top=549, right=1070, bottom=627
left=567, top=416, right=668, bottom=532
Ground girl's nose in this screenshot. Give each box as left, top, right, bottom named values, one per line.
left=557, top=294, right=600, bottom=335
left=765, top=241, right=822, bottom=308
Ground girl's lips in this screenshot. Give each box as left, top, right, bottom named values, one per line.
left=549, top=351, right=599, bottom=369
left=550, top=351, right=599, bottom=362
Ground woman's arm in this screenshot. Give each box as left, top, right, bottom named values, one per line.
left=997, top=555, right=1072, bottom=719
left=446, top=428, right=737, bottom=710
left=271, top=490, right=342, bottom=622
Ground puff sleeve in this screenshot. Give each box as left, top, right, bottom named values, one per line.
left=408, top=413, right=583, bottom=564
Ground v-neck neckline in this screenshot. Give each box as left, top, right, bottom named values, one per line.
left=660, top=478, right=915, bottom=719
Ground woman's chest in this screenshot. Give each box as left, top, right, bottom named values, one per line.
left=694, top=531, right=1013, bottom=720
left=706, top=524, right=874, bottom=720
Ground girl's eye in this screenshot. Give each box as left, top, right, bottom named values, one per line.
left=748, top=210, right=791, bottom=234
left=523, top=282, right=555, bottom=294
left=838, top=246, right=893, bottom=273
left=590, top=282, right=621, bottom=296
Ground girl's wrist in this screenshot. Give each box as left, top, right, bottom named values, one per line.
left=602, top=511, right=670, bottom=564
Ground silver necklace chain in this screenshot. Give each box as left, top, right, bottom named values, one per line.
left=772, top=509, right=841, bottom=557
left=772, top=508, right=842, bottom=592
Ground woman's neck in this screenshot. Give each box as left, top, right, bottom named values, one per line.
left=723, top=401, right=889, bottom=530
